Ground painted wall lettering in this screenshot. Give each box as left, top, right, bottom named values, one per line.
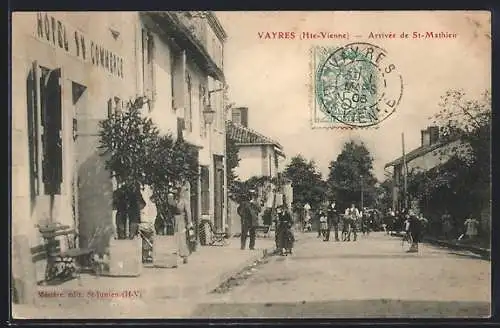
left=35, top=12, right=124, bottom=79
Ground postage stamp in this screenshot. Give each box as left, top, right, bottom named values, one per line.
left=11, top=11, right=491, bottom=320
left=311, top=43, right=404, bottom=129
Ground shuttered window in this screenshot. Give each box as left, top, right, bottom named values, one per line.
left=142, top=28, right=155, bottom=110
left=200, top=166, right=210, bottom=215
left=27, top=62, right=63, bottom=196
left=184, top=74, right=193, bottom=132
left=199, top=85, right=206, bottom=137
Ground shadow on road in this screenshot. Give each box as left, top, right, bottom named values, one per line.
left=192, top=299, right=490, bottom=318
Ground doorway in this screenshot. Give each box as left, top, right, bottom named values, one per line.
left=213, top=155, right=224, bottom=232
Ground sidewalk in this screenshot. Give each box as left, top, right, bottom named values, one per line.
left=390, top=232, right=490, bottom=260
left=12, top=237, right=275, bottom=319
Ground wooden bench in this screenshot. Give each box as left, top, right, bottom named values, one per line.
left=35, top=224, right=95, bottom=284
left=201, top=219, right=228, bottom=246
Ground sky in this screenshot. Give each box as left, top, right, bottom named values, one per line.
left=215, top=11, right=491, bottom=181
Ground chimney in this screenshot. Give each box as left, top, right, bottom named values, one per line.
left=231, top=107, right=248, bottom=127
left=429, top=126, right=440, bottom=144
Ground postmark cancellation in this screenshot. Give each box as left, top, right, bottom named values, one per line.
left=310, top=43, right=404, bottom=129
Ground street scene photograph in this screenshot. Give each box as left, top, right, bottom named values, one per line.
left=10, top=11, right=491, bottom=320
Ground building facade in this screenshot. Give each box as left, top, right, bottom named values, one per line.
left=11, top=11, right=227, bottom=304
left=227, top=107, right=286, bottom=181
left=226, top=107, right=291, bottom=234
left=139, top=12, right=228, bottom=233
left=384, top=126, right=470, bottom=212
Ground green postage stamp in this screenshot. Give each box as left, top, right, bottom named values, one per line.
left=311, top=42, right=404, bottom=129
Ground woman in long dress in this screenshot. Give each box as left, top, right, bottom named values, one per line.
left=139, top=185, right=157, bottom=262
left=168, top=181, right=193, bottom=264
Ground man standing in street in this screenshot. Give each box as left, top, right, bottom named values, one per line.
left=442, top=210, right=453, bottom=239
left=344, top=203, right=360, bottom=242
left=326, top=201, right=339, bottom=241
left=238, top=190, right=260, bottom=250
left=407, top=210, right=423, bottom=253
left=128, top=183, right=146, bottom=238
left=113, top=184, right=128, bottom=239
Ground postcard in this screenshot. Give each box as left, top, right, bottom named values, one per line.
left=11, top=10, right=491, bottom=320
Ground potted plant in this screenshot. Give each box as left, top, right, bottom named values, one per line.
left=98, top=96, right=158, bottom=276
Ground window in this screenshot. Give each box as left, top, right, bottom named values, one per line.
left=107, top=96, right=123, bottom=118
left=170, top=51, right=176, bottom=111
left=27, top=62, right=63, bottom=196
left=232, top=110, right=242, bottom=125
left=213, top=88, right=220, bottom=130
left=216, top=83, right=224, bottom=129
left=142, top=28, right=155, bottom=109
left=268, top=153, right=272, bottom=176
left=184, top=74, right=192, bottom=132
left=200, top=166, right=210, bottom=215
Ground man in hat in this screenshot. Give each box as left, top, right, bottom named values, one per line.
left=326, top=201, right=339, bottom=241
left=238, top=189, right=260, bottom=250
left=344, top=203, right=360, bottom=241
left=406, top=210, right=423, bottom=253
left=276, top=205, right=294, bottom=255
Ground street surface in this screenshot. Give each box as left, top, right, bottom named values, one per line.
left=192, top=231, right=491, bottom=318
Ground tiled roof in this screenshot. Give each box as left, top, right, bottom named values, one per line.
left=226, top=121, right=284, bottom=150
left=384, top=140, right=449, bottom=168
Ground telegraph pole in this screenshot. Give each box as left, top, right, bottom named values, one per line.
left=402, top=133, right=408, bottom=210
left=360, top=174, right=364, bottom=210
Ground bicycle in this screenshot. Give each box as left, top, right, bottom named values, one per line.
left=401, top=231, right=413, bottom=252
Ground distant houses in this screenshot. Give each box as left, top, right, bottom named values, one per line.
left=226, top=106, right=292, bottom=233
left=227, top=107, right=286, bottom=181
left=384, top=126, right=469, bottom=212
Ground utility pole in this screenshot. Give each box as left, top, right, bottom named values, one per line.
left=360, top=174, right=364, bottom=210
left=402, top=133, right=408, bottom=210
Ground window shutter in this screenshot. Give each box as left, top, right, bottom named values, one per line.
left=177, top=117, right=185, bottom=140
left=28, top=61, right=42, bottom=196
left=199, top=85, right=205, bottom=137
left=142, top=29, right=149, bottom=95
left=147, top=31, right=156, bottom=108
left=185, top=74, right=192, bottom=132
left=107, top=98, right=113, bottom=118
left=42, top=68, right=63, bottom=194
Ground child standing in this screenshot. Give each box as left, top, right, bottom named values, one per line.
left=319, top=211, right=329, bottom=241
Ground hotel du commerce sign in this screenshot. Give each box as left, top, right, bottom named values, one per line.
left=34, top=12, right=124, bottom=79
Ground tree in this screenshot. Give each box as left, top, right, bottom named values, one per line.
left=404, top=89, right=490, bottom=241
left=377, top=178, right=393, bottom=212
left=226, top=127, right=240, bottom=200
left=144, top=134, right=199, bottom=206
left=98, top=97, right=159, bottom=188
left=435, top=89, right=490, bottom=179
left=412, top=89, right=492, bottom=229
left=326, top=140, right=378, bottom=210
left=98, top=95, right=200, bottom=209
left=283, top=155, right=326, bottom=213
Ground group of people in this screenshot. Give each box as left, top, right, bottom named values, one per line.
left=315, top=202, right=366, bottom=242
left=112, top=180, right=194, bottom=264
left=237, top=190, right=295, bottom=256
